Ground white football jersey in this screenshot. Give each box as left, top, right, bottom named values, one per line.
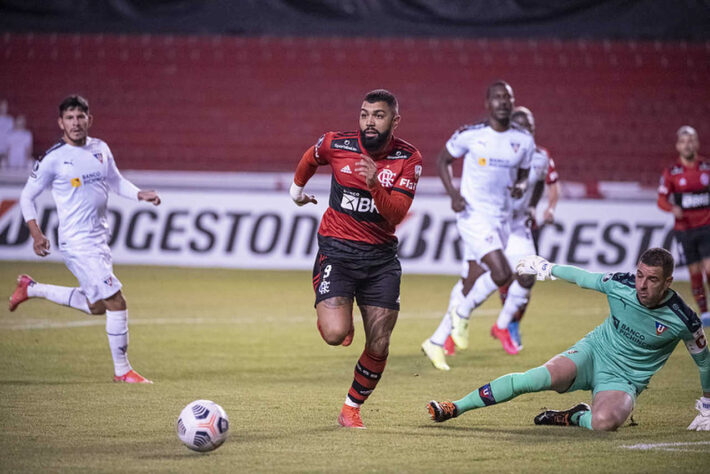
left=447, top=121, right=534, bottom=218
left=20, top=137, right=139, bottom=248
left=511, top=146, right=550, bottom=222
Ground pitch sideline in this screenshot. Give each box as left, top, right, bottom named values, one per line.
left=620, top=441, right=710, bottom=452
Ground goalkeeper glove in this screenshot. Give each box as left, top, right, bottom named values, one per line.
left=516, top=255, right=556, bottom=281
left=687, top=397, right=710, bottom=431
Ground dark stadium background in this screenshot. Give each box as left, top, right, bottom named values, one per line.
left=1, top=0, right=708, bottom=189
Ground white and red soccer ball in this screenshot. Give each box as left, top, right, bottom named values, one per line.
left=176, top=400, right=229, bottom=452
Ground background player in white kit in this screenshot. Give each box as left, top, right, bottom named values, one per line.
left=8, top=95, right=160, bottom=384
left=500, top=106, right=561, bottom=349
left=421, top=81, right=533, bottom=370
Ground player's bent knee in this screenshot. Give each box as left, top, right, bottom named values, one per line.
left=517, top=273, right=535, bottom=289
left=320, top=326, right=349, bottom=345
left=104, top=291, right=127, bottom=311
left=364, top=338, right=390, bottom=359
left=591, top=410, right=624, bottom=431
left=89, top=302, right=106, bottom=315
left=491, top=268, right=512, bottom=287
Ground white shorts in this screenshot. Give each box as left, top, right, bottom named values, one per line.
left=505, top=219, right=536, bottom=269
left=456, top=210, right=510, bottom=262
left=61, top=243, right=122, bottom=304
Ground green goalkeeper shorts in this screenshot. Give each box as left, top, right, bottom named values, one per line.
left=560, top=337, right=641, bottom=400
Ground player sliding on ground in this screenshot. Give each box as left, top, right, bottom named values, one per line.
left=427, top=248, right=710, bottom=431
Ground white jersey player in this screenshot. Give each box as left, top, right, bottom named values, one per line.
left=9, top=95, right=160, bottom=384
left=422, top=81, right=534, bottom=370
left=501, top=107, right=561, bottom=348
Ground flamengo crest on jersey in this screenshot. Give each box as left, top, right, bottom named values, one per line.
left=446, top=121, right=535, bottom=218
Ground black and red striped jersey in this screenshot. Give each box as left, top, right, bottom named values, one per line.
left=313, top=130, right=422, bottom=257
left=658, top=157, right=710, bottom=230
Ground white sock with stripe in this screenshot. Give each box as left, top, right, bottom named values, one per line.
left=456, top=272, right=497, bottom=317
left=106, top=310, right=132, bottom=377
left=495, top=281, right=530, bottom=329
left=27, top=283, right=91, bottom=314
left=430, top=280, right=465, bottom=345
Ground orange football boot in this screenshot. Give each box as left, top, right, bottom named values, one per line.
left=337, top=404, right=365, bottom=429
left=9, top=274, right=35, bottom=312
left=114, top=369, right=153, bottom=384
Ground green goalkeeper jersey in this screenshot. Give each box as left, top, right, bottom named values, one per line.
left=552, top=265, right=710, bottom=393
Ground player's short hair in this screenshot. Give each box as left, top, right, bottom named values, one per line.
left=364, top=89, right=398, bottom=114
left=676, top=125, right=697, bottom=139
left=486, top=80, right=513, bottom=99
left=512, top=106, right=533, bottom=119
left=639, top=247, right=674, bottom=278
left=59, top=95, right=89, bottom=116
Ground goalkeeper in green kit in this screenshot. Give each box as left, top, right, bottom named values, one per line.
left=427, top=248, right=710, bottom=431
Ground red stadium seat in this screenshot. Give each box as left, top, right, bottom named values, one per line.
left=1, top=33, right=708, bottom=185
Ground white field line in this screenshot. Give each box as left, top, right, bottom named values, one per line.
left=0, top=308, right=509, bottom=331
left=620, top=441, right=710, bottom=452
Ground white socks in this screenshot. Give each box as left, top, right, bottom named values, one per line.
left=431, top=311, right=452, bottom=346
left=430, top=280, right=465, bottom=345
left=446, top=280, right=465, bottom=313
left=106, top=310, right=132, bottom=377
left=456, top=272, right=497, bottom=317
left=27, top=283, right=91, bottom=314
left=495, top=281, right=530, bottom=329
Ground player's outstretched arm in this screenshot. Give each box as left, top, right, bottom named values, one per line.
left=516, top=255, right=555, bottom=281
left=516, top=256, right=603, bottom=290
left=138, top=190, right=161, bottom=206
left=290, top=146, right=319, bottom=206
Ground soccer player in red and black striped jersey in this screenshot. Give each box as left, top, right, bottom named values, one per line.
left=289, top=89, right=422, bottom=429
left=658, top=126, right=710, bottom=326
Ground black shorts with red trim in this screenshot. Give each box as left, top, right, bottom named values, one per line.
left=675, top=225, right=710, bottom=265
left=312, top=251, right=401, bottom=311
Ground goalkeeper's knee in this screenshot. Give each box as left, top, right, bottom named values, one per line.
left=511, top=366, right=551, bottom=394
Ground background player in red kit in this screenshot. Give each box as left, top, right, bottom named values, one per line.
left=658, top=126, right=710, bottom=326
left=289, top=89, right=423, bottom=428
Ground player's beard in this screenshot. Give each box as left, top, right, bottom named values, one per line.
left=360, top=128, right=391, bottom=153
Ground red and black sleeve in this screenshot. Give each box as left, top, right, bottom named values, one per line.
left=369, top=151, right=423, bottom=227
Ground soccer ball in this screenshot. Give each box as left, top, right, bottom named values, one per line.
left=176, top=400, right=229, bottom=452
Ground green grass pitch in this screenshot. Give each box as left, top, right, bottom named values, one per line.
left=1, top=261, right=708, bottom=472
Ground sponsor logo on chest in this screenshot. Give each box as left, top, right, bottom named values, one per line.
left=341, top=190, right=378, bottom=214
left=331, top=139, right=360, bottom=153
